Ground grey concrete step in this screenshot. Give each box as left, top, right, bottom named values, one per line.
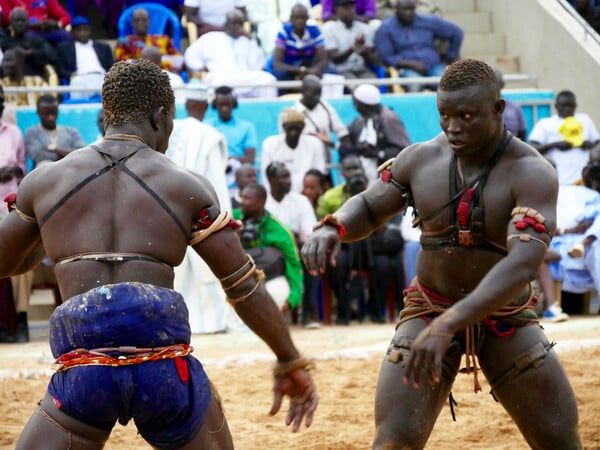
left=445, top=11, right=492, bottom=33
left=462, top=32, right=506, bottom=57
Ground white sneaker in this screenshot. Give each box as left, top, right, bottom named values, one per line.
left=542, top=304, right=569, bottom=322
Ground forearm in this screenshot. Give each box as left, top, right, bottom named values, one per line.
left=332, top=193, right=383, bottom=242
left=436, top=252, right=541, bottom=333
left=233, top=287, right=302, bottom=362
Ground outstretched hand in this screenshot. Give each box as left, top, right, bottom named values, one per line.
left=269, top=368, right=318, bottom=432
left=300, top=226, right=341, bottom=276
left=402, top=323, right=454, bottom=389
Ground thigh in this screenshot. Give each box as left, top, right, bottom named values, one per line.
left=16, top=392, right=111, bottom=450
left=373, top=318, right=462, bottom=449
left=177, top=392, right=233, bottom=450
left=478, top=325, right=582, bottom=449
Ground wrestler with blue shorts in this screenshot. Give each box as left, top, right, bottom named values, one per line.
left=0, top=59, right=317, bottom=449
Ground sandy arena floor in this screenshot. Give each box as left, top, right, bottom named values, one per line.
left=1, top=317, right=600, bottom=449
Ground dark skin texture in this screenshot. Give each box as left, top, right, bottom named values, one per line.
left=3, top=68, right=316, bottom=448
left=272, top=5, right=329, bottom=78
left=529, top=92, right=599, bottom=154
left=302, top=79, right=582, bottom=449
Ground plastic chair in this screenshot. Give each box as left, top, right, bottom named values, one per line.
left=118, top=2, right=183, bottom=51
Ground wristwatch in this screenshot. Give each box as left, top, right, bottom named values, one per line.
left=299, top=66, right=307, bottom=74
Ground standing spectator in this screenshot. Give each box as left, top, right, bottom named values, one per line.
left=114, top=7, right=183, bottom=73
left=1, top=47, right=48, bottom=107
left=56, top=16, right=114, bottom=100
left=233, top=182, right=304, bottom=312
left=374, top=0, right=463, bottom=92
left=24, top=95, right=85, bottom=169
left=184, top=0, right=247, bottom=38
left=270, top=3, right=329, bottom=82
left=246, top=0, right=312, bottom=57
left=205, top=85, right=258, bottom=192
left=184, top=9, right=277, bottom=98
left=289, top=75, right=351, bottom=168
left=340, top=83, right=411, bottom=184
left=0, top=8, right=57, bottom=81
left=322, top=0, right=378, bottom=81
left=494, top=67, right=526, bottom=141
left=166, top=84, right=235, bottom=334
left=0, top=84, right=29, bottom=343
left=320, top=0, right=376, bottom=23
left=261, top=108, right=326, bottom=194
left=0, top=0, right=72, bottom=46
left=528, top=90, right=600, bottom=185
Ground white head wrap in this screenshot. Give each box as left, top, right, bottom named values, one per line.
left=353, top=84, right=380, bottom=106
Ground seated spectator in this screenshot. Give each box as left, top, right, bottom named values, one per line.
left=261, top=108, right=326, bottom=194
left=270, top=3, right=329, bottom=82
left=184, top=9, right=277, bottom=98
left=71, top=0, right=126, bottom=38
left=374, top=0, right=463, bottom=92
left=56, top=16, right=114, bottom=100
left=246, top=0, right=312, bottom=57
left=316, top=155, right=399, bottom=323
left=528, top=90, right=600, bottom=185
left=265, top=162, right=320, bottom=328
left=340, top=83, right=410, bottom=184
left=184, top=0, right=247, bottom=38
left=231, top=162, right=257, bottom=209
left=542, top=161, right=600, bottom=320
left=139, top=46, right=185, bottom=104
left=320, top=0, right=376, bottom=23
left=494, top=67, right=527, bottom=141
left=114, top=7, right=183, bottom=73
left=1, top=47, right=48, bottom=107
left=0, top=8, right=57, bottom=82
left=232, top=182, right=304, bottom=312
left=24, top=95, right=85, bottom=169
left=1, top=0, right=72, bottom=47
left=302, top=168, right=328, bottom=210
left=288, top=75, right=351, bottom=168
left=205, top=86, right=258, bottom=188
left=322, top=0, right=378, bottom=82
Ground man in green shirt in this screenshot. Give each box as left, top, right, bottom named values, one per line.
left=233, top=183, right=304, bottom=311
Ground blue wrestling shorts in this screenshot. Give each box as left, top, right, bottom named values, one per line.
left=47, top=283, right=212, bottom=449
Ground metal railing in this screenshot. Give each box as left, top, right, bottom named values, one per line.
left=2, top=73, right=538, bottom=96
left=557, top=0, right=600, bottom=44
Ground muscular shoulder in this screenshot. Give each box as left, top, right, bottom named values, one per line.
left=390, top=133, right=447, bottom=185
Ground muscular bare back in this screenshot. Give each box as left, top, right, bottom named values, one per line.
left=15, top=139, right=219, bottom=299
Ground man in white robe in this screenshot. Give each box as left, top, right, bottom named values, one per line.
left=166, top=84, right=242, bottom=333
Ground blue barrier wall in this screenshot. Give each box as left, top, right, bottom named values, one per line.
left=15, top=89, right=554, bottom=160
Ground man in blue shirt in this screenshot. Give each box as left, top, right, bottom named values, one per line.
left=270, top=3, right=329, bottom=81
left=374, top=0, right=463, bottom=92
left=205, top=85, right=258, bottom=189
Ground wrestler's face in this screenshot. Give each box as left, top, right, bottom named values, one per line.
left=437, top=82, right=504, bottom=158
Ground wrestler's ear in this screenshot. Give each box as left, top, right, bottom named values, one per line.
left=495, top=98, right=505, bottom=115
left=150, top=107, right=163, bottom=131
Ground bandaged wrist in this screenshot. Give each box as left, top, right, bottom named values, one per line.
left=272, top=356, right=314, bottom=378
left=312, top=214, right=346, bottom=238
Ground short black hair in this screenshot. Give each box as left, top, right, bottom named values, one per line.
left=243, top=182, right=267, bottom=201
left=36, top=94, right=58, bottom=109
left=214, top=85, right=234, bottom=97
left=439, top=58, right=499, bottom=93
left=265, top=161, right=288, bottom=180
left=102, top=59, right=174, bottom=128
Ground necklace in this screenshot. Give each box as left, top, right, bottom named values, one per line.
left=42, top=126, right=58, bottom=146
left=104, top=134, right=148, bottom=145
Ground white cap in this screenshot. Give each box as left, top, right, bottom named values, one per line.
left=353, top=84, right=380, bottom=105
left=183, top=83, right=209, bottom=102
